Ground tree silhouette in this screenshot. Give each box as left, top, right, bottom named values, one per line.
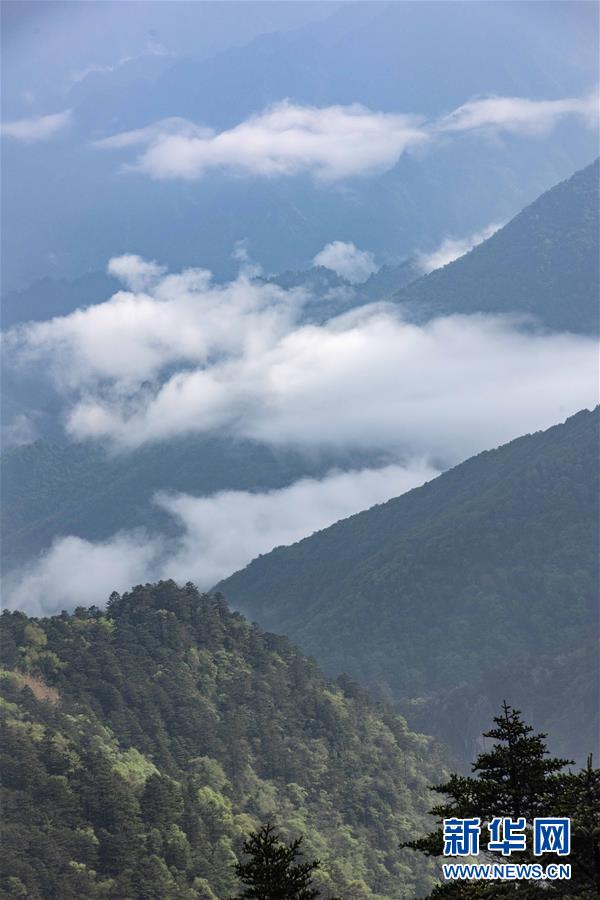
left=232, top=824, right=334, bottom=899
left=407, top=703, right=600, bottom=897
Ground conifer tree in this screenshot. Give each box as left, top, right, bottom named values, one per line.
left=232, top=824, right=332, bottom=900
left=407, top=703, right=600, bottom=897
left=469, top=701, right=572, bottom=819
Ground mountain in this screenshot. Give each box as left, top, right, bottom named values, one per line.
left=217, top=408, right=600, bottom=765
left=266, top=259, right=421, bottom=322
left=1, top=271, right=118, bottom=330
left=3, top=3, right=597, bottom=292
left=0, top=580, right=443, bottom=899
left=393, top=159, right=600, bottom=333
left=360, top=259, right=421, bottom=302
left=3, top=155, right=597, bottom=332
left=1, top=437, right=383, bottom=573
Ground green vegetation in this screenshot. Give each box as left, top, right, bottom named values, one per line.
left=217, top=408, right=599, bottom=766
left=408, top=703, right=600, bottom=897
left=393, top=159, right=599, bottom=333
left=0, top=580, right=446, bottom=899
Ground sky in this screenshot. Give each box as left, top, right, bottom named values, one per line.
left=1, top=1, right=598, bottom=615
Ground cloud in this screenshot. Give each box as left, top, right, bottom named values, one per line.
left=94, top=101, right=428, bottom=181
left=3, top=462, right=436, bottom=615
left=107, top=254, right=167, bottom=291
left=155, top=460, right=437, bottom=589
left=1, top=109, right=72, bottom=142
left=69, top=41, right=169, bottom=84
left=6, top=255, right=301, bottom=392
left=416, top=222, right=503, bottom=274
left=1, top=413, right=39, bottom=448
left=313, top=241, right=378, bottom=283
left=436, top=92, right=599, bottom=136
left=93, top=91, right=597, bottom=182
left=93, top=117, right=206, bottom=150
left=3, top=532, right=161, bottom=618
left=6, top=260, right=598, bottom=465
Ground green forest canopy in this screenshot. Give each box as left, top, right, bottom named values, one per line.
left=1, top=580, right=446, bottom=899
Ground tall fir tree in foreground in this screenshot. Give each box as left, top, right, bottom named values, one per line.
left=232, top=824, right=339, bottom=900
left=408, top=703, right=600, bottom=898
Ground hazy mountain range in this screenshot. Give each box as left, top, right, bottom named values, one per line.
left=2, top=2, right=597, bottom=291
left=3, top=161, right=598, bottom=581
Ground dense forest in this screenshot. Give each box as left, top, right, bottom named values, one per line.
left=0, top=580, right=446, bottom=899
left=392, top=159, right=599, bottom=333
left=217, top=408, right=600, bottom=765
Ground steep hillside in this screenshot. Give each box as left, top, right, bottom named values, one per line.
left=217, top=409, right=600, bottom=764
left=393, top=159, right=599, bottom=333
left=0, top=581, right=444, bottom=899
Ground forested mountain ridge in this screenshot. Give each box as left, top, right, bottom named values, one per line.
left=217, top=408, right=600, bottom=765
left=0, top=580, right=444, bottom=899
left=393, top=159, right=599, bottom=333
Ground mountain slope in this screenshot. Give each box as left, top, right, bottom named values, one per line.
left=0, top=581, right=442, bottom=899
left=2, top=437, right=379, bottom=573
left=393, top=159, right=599, bottom=333
left=217, top=408, right=600, bottom=764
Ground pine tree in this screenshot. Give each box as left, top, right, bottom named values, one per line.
left=231, top=824, right=334, bottom=900
left=406, top=703, right=582, bottom=897
left=470, top=701, right=573, bottom=819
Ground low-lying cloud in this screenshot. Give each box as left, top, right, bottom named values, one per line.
left=436, top=92, right=598, bottom=136
left=94, top=102, right=427, bottom=181
left=6, top=258, right=598, bottom=465
left=7, top=260, right=300, bottom=392
left=3, top=461, right=436, bottom=616
left=4, top=532, right=162, bottom=618
left=93, top=91, right=598, bottom=181
left=416, top=222, right=503, bottom=274
left=155, top=460, right=437, bottom=589
left=313, top=241, right=378, bottom=283
left=1, top=109, right=72, bottom=142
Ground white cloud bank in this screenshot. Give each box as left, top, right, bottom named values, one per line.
left=3, top=461, right=436, bottom=616
left=436, top=92, right=598, bottom=136
left=1, top=109, right=72, bottom=142
left=6, top=258, right=598, bottom=465
left=4, top=532, right=162, bottom=618
left=156, top=460, right=436, bottom=588
left=416, top=222, right=503, bottom=274
left=94, top=102, right=427, bottom=181
left=93, top=91, right=598, bottom=181
left=313, top=241, right=378, bottom=283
